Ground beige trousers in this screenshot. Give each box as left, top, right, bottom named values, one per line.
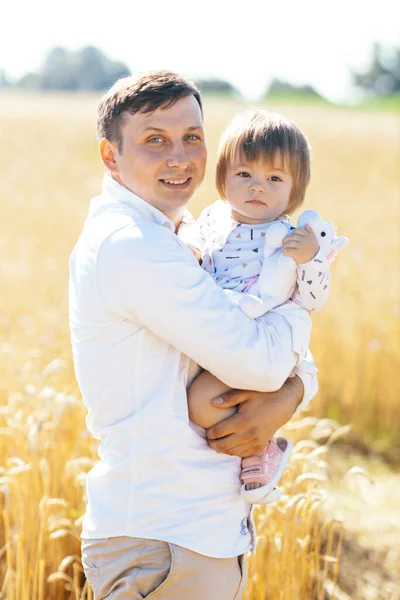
left=81, top=536, right=247, bottom=600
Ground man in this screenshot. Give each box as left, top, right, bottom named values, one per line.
left=69, top=71, right=317, bottom=599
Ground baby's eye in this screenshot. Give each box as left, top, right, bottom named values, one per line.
left=268, top=175, right=282, bottom=182
left=237, top=171, right=250, bottom=177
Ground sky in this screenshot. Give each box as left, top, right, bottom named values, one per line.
left=2, top=0, right=399, bottom=102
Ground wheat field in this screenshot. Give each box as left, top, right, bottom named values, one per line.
left=0, top=93, right=399, bottom=599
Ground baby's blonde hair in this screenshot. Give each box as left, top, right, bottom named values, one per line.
left=216, top=110, right=311, bottom=215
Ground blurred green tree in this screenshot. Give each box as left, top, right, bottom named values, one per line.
left=74, top=46, right=130, bottom=91
left=17, top=72, right=43, bottom=89
left=42, top=47, right=78, bottom=90
left=264, top=78, right=323, bottom=99
left=352, top=43, right=400, bottom=96
left=15, top=46, right=131, bottom=91
left=194, top=78, right=241, bottom=98
left=0, top=69, right=10, bottom=88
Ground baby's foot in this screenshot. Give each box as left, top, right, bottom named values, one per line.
left=241, top=438, right=283, bottom=490
left=240, top=437, right=292, bottom=505
left=246, top=482, right=262, bottom=491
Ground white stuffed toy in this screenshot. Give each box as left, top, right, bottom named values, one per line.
left=236, top=210, right=349, bottom=318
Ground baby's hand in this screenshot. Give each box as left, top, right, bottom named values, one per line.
left=282, top=225, right=319, bottom=264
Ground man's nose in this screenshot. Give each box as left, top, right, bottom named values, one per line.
left=166, top=142, right=190, bottom=169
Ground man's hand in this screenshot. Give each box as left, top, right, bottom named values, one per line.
left=282, top=225, right=319, bottom=264
left=206, top=376, right=304, bottom=457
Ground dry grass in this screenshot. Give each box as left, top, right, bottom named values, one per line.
left=0, top=92, right=399, bottom=598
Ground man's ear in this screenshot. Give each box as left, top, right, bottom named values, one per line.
left=99, top=138, right=119, bottom=175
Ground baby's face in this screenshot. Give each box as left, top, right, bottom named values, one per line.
left=225, top=155, right=293, bottom=224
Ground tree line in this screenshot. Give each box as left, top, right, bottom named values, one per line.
left=1, top=46, right=131, bottom=92
left=1, top=43, right=399, bottom=100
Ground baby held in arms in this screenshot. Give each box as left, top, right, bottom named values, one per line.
left=184, top=110, right=348, bottom=505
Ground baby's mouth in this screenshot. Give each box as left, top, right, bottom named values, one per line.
left=246, top=199, right=265, bottom=205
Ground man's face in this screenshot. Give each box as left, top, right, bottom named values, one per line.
left=105, top=95, right=207, bottom=222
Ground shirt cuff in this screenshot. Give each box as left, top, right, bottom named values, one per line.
left=272, top=301, right=311, bottom=362
left=291, top=348, right=318, bottom=415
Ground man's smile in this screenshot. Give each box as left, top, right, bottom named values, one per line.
left=159, top=177, right=192, bottom=190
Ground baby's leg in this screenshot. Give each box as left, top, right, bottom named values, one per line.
left=188, top=371, right=292, bottom=505
left=187, top=371, right=237, bottom=429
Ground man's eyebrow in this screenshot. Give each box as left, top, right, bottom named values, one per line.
left=141, top=126, right=165, bottom=133
left=140, top=125, right=203, bottom=133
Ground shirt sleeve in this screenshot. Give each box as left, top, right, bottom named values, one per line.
left=269, top=301, right=317, bottom=412
left=96, top=221, right=299, bottom=393
left=292, top=248, right=330, bottom=312
left=291, top=348, right=318, bottom=414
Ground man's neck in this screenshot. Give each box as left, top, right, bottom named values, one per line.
left=165, top=211, right=183, bottom=233
left=110, top=173, right=183, bottom=232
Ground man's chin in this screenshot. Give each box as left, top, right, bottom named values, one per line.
left=159, top=196, right=192, bottom=214
left=158, top=186, right=197, bottom=207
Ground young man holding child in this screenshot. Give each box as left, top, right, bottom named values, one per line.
left=69, top=71, right=317, bottom=599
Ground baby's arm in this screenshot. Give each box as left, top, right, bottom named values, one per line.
left=185, top=208, right=312, bottom=430
left=293, top=252, right=330, bottom=311
left=283, top=225, right=330, bottom=311
left=188, top=371, right=236, bottom=429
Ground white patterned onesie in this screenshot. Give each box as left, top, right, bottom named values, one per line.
left=180, top=201, right=331, bottom=362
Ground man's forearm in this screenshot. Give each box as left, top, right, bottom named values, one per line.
left=284, top=374, right=304, bottom=417
left=262, top=374, right=304, bottom=429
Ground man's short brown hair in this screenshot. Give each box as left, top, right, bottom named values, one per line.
left=97, top=71, right=203, bottom=152
left=216, top=110, right=311, bottom=215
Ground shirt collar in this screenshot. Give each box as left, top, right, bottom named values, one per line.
left=102, top=172, right=177, bottom=232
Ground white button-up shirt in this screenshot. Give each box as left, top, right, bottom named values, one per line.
left=69, top=173, right=318, bottom=558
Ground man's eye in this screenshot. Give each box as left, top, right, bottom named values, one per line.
left=185, top=134, right=200, bottom=141
left=148, top=136, right=164, bottom=144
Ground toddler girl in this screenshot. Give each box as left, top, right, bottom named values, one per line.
left=186, top=110, right=334, bottom=505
